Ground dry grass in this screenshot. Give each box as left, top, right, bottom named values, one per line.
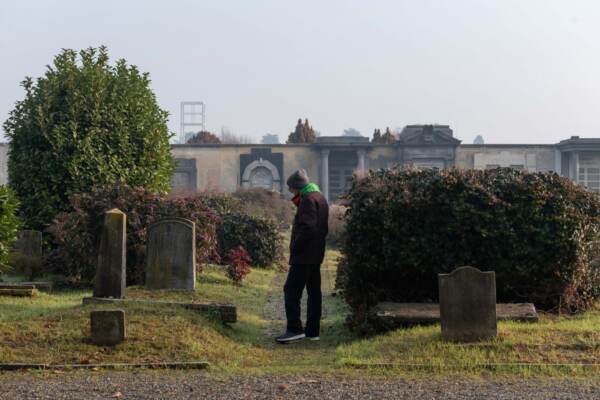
left=1, top=250, right=600, bottom=377
left=0, top=266, right=273, bottom=369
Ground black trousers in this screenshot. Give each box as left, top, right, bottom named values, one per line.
left=283, top=264, right=322, bottom=336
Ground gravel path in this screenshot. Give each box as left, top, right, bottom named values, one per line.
left=1, top=371, right=599, bottom=399
left=263, top=259, right=336, bottom=338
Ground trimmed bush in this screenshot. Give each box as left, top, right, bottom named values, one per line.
left=46, top=184, right=219, bottom=286
left=0, top=186, right=21, bottom=274
left=339, top=168, right=600, bottom=331
left=190, top=190, right=285, bottom=267
left=231, top=188, right=295, bottom=227
left=195, top=191, right=243, bottom=216
left=217, top=211, right=282, bottom=268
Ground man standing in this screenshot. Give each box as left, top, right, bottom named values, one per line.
left=276, top=169, right=329, bottom=343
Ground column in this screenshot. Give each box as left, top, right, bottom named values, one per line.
left=569, top=151, right=580, bottom=183
left=357, top=149, right=367, bottom=173
left=321, top=149, right=330, bottom=202
left=574, top=151, right=580, bottom=183
left=396, top=146, right=405, bottom=167
left=554, top=149, right=562, bottom=176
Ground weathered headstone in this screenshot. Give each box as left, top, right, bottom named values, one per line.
left=146, top=218, right=196, bottom=291
left=90, top=309, right=125, bottom=345
left=94, top=209, right=126, bottom=298
left=12, top=230, right=43, bottom=278
left=438, top=266, right=497, bottom=342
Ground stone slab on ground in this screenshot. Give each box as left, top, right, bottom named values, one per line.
left=0, top=361, right=209, bottom=371
left=374, top=302, right=538, bottom=326
left=83, top=297, right=237, bottom=324
left=90, top=309, right=125, bottom=346
left=0, top=281, right=52, bottom=292
left=0, top=288, right=38, bottom=297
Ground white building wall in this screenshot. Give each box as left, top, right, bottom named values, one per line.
left=456, top=145, right=556, bottom=172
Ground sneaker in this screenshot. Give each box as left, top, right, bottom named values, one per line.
left=305, top=336, right=320, bottom=341
left=275, top=331, right=306, bottom=343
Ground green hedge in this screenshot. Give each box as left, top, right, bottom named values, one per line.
left=217, top=211, right=282, bottom=268
left=200, top=190, right=285, bottom=267
left=338, top=168, right=600, bottom=332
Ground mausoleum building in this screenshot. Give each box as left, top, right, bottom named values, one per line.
left=170, top=125, right=600, bottom=202
left=1, top=124, right=599, bottom=203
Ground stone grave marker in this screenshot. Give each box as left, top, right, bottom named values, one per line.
left=12, top=230, right=43, bottom=278
left=438, top=266, right=497, bottom=342
left=90, top=309, right=125, bottom=345
left=94, top=209, right=126, bottom=298
left=146, top=218, right=196, bottom=291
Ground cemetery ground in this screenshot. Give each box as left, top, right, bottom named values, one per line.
left=0, top=247, right=599, bottom=377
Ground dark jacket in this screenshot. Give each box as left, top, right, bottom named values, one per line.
left=289, top=191, right=329, bottom=265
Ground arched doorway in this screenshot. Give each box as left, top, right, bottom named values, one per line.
left=241, top=158, right=281, bottom=191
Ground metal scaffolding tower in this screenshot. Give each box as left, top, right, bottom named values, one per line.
left=180, top=101, right=205, bottom=143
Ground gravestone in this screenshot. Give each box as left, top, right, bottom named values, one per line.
left=90, top=309, right=125, bottom=345
left=12, top=230, right=43, bottom=278
left=146, top=218, right=196, bottom=291
left=438, top=266, right=497, bottom=342
left=94, top=209, right=126, bottom=298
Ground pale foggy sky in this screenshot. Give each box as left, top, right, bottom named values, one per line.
left=2, top=0, right=600, bottom=144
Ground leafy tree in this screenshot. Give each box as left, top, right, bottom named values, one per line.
left=187, top=131, right=222, bottom=144
left=220, top=127, right=253, bottom=144
left=286, top=118, right=317, bottom=144
left=3, top=46, right=175, bottom=229
left=473, top=135, right=485, bottom=145
left=371, top=127, right=395, bottom=144
left=371, top=128, right=382, bottom=143
left=343, top=128, right=362, bottom=137
left=382, top=127, right=395, bottom=143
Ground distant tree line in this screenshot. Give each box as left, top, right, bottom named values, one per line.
left=186, top=119, right=402, bottom=145
left=287, top=118, right=316, bottom=144
left=371, top=127, right=395, bottom=144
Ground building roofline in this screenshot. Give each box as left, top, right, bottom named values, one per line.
left=460, top=144, right=557, bottom=148
left=171, top=143, right=312, bottom=148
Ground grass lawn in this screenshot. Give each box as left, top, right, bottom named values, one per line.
left=1, top=249, right=599, bottom=377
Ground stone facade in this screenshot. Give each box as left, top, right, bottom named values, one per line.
left=171, top=126, right=600, bottom=202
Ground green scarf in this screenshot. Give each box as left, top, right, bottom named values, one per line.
left=300, top=182, right=321, bottom=197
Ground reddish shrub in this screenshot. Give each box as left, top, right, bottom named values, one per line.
left=46, top=183, right=220, bottom=286
left=225, top=246, right=251, bottom=285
